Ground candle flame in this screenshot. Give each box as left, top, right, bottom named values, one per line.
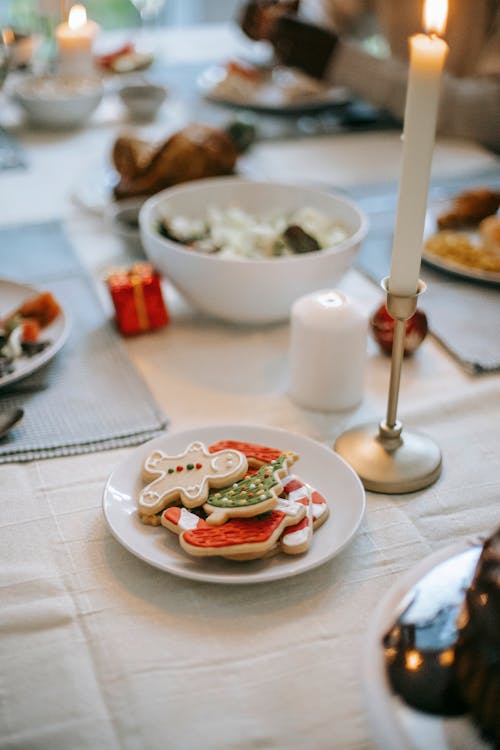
left=2, top=27, right=15, bottom=46
left=423, top=0, right=448, bottom=35
left=68, top=4, right=87, bottom=30
left=405, top=649, right=424, bottom=671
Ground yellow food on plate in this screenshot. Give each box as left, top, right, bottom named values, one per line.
left=425, top=231, right=500, bottom=273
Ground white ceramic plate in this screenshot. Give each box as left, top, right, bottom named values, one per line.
left=198, top=64, right=350, bottom=114
left=363, top=536, right=491, bottom=750
left=71, top=164, right=120, bottom=215
left=422, top=205, right=500, bottom=286
left=0, top=279, right=70, bottom=388
left=102, top=424, right=365, bottom=584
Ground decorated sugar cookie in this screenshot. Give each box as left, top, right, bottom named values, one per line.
left=161, top=506, right=208, bottom=534
left=138, top=441, right=248, bottom=516
left=161, top=471, right=328, bottom=561
left=209, top=440, right=284, bottom=467
left=179, top=509, right=305, bottom=559
left=203, top=451, right=298, bottom=526
left=138, top=510, right=163, bottom=527
left=279, top=475, right=330, bottom=554
left=161, top=506, right=281, bottom=561
left=310, top=488, right=329, bottom=530
left=278, top=476, right=313, bottom=555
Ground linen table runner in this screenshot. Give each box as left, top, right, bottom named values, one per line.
left=0, top=221, right=167, bottom=462
left=352, top=168, right=500, bottom=374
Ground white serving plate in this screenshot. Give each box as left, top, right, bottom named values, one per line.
left=422, top=202, right=500, bottom=285
left=102, top=424, right=366, bottom=584
left=198, top=63, right=350, bottom=113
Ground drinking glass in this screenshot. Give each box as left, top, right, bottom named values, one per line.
left=129, top=0, right=166, bottom=54
left=130, top=0, right=166, bottom=29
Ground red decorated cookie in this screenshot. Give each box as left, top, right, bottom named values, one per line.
left=179, top=509, right=303, bottom=558
left=209, top=440, right=283, bottom=467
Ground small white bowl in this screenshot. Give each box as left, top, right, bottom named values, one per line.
left=118, top=82, right=167, bottom=121
left=13, top=75, right=103, bottom=129
left=140, top=178, right=368, bottom=325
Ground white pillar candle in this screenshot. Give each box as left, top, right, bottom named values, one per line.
left=289, top=290, right=367, bottom=412
left=388, top=0, right=449, bottom=296
left=56, top=4, right=99, bottom=76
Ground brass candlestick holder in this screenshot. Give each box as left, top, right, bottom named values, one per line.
left=334, top=277, right=442, bottom=494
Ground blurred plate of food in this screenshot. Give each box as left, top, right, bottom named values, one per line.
left=198, top=59, right=350, bottom=113
left=423, top=187, right=500, bottom=285
left=94, top=41, right=153, bottom=75
left=0, top=280, right=69, bottom=388
left=71, top=121, right=257, bottom=214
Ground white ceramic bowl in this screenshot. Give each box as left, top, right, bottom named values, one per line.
left=118, top=82, right=167, bottom=121
left=140, top=178, right=369, bottom=324
left=13, top=75, right=103, bottom=129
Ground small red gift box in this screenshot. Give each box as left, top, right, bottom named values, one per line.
left=106, top=263, right=169, bottom=335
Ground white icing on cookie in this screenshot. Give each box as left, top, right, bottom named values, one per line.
left=139, top=441, right=248, bottom=514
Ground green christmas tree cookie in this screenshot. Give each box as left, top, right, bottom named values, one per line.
left=203, top=451, right=298, bottom=526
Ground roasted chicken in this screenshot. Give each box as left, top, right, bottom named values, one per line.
left=437, top=188, right=500, bottom=230
left=112, top=124, right=240, bottom=200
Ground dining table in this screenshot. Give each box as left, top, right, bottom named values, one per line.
left=0, top=20, right=499, bottom=750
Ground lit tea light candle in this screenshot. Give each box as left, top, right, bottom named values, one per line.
left=388, top=0, right=449, bottom=296
left=56, top=4, right=99, bottom=76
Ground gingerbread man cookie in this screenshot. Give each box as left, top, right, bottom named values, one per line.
left=203, top=451, right=298, bottom=526
left=138, top=441, right=248, bottom=516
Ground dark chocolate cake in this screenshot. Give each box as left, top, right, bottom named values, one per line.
left=454, top=528, right=500, bottom=747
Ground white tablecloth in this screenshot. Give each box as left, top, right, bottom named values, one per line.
left=1, top=23, right=499, bottom=750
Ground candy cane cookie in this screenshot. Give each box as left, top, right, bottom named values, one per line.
left=138, top=441, right=248, bottom=516
left=310, top=488, right=329, bottom=530
left=278, top=475, right=313, bottom=555
left=278, top=476, right=330, bottom=555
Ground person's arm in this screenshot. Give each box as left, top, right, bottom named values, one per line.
left=327, top=41, right=500, bottom=152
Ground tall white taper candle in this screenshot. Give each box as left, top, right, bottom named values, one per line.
left=389, top=1, right=449, bottom=296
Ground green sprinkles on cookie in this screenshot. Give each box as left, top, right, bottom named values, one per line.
left=206, top=456, right=287, bottom=509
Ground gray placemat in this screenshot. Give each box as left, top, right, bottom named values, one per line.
left=0, top=221, right=167, bottom=462
left=351, top=168, right=500, bottom=374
